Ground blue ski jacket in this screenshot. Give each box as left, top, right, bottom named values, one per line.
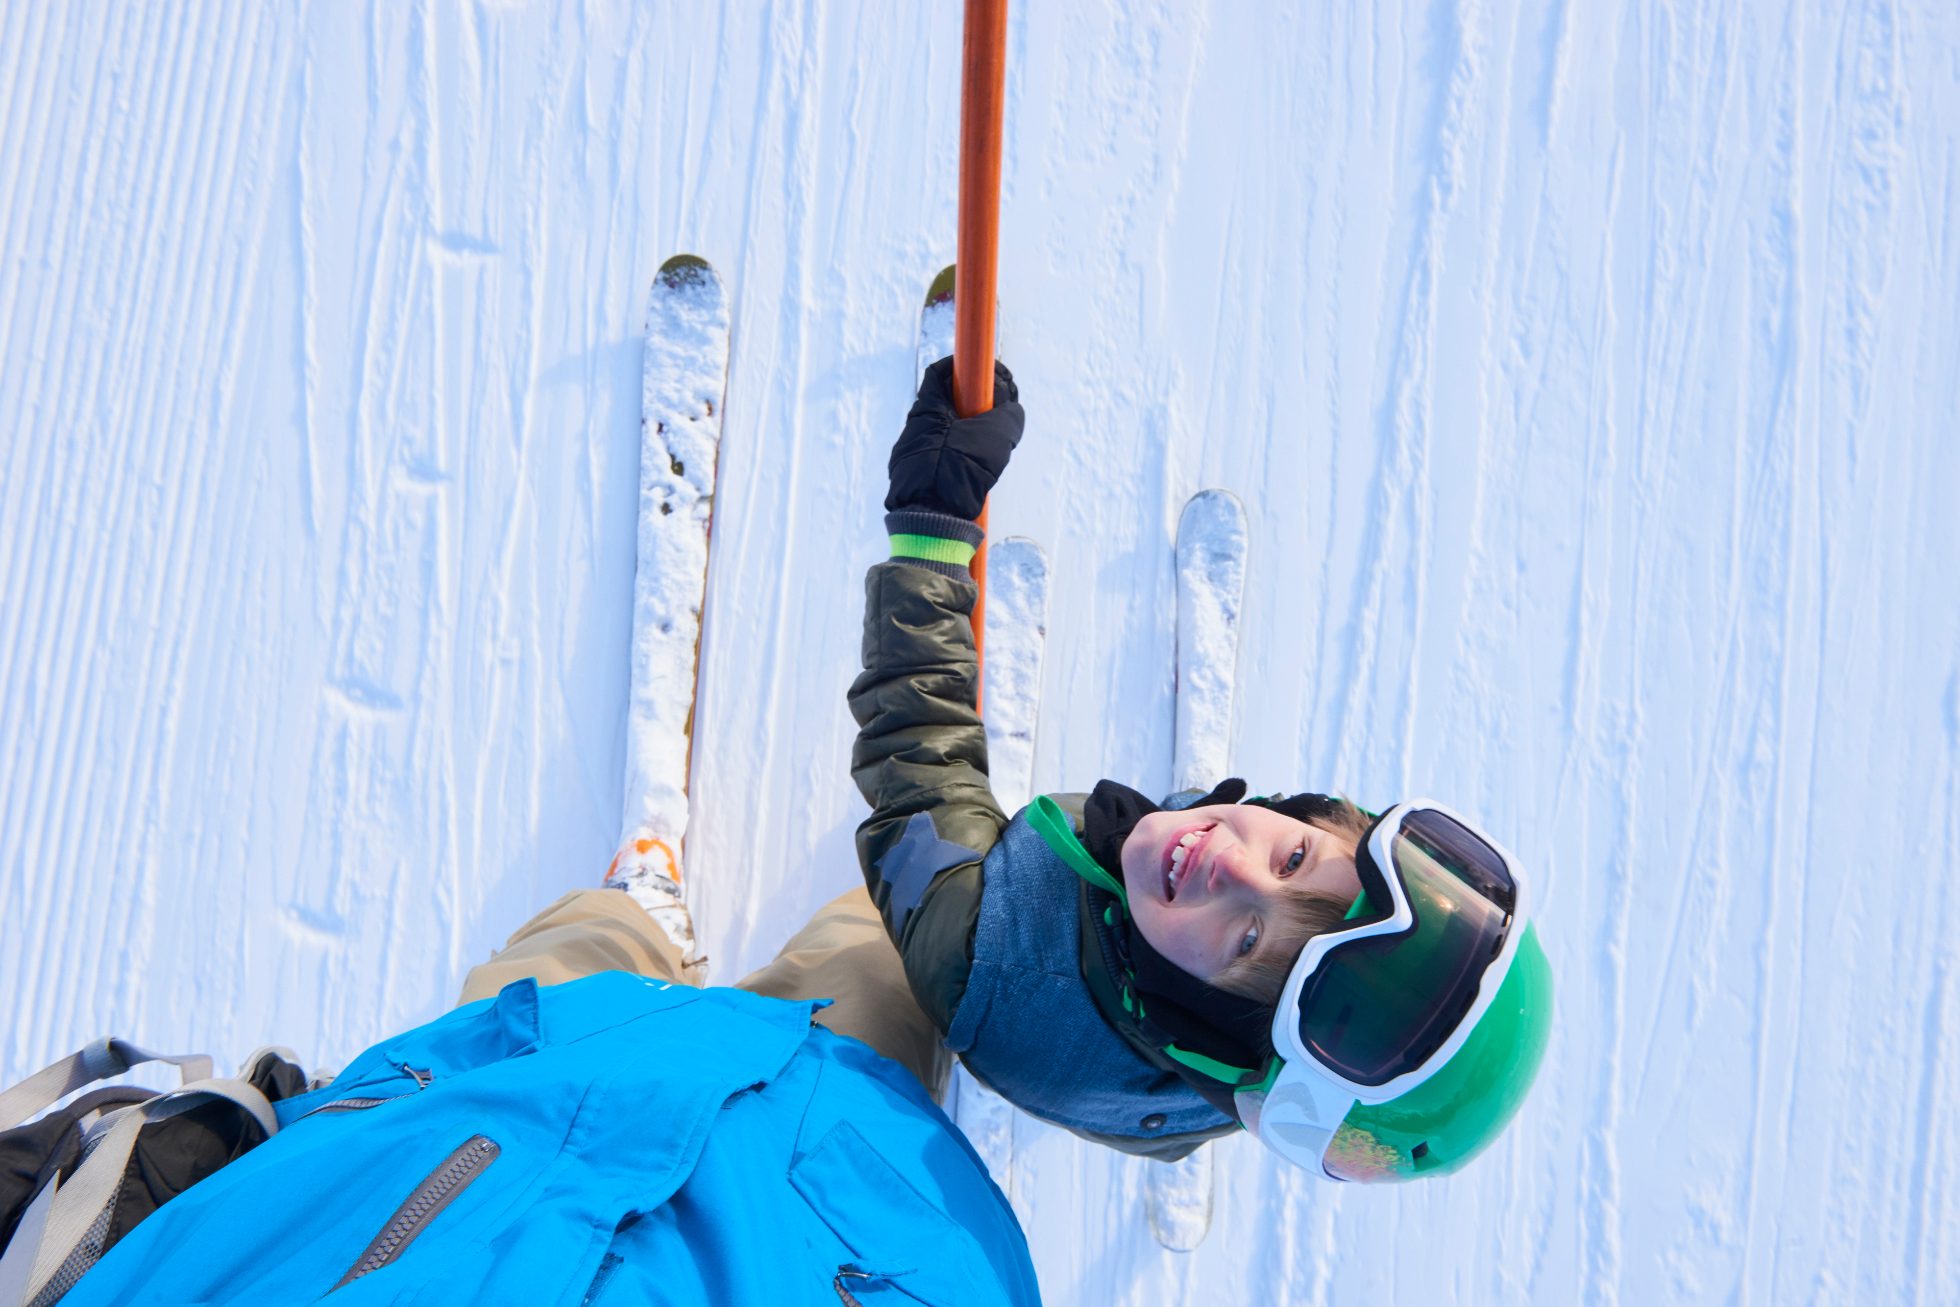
left=65, top=973, right=1040, bottom=1305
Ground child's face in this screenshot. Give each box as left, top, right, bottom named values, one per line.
left=1120, top=802, right=1363, bottom=984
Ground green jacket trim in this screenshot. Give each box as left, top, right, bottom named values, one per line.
left=1027, top=796, right=1126, bottom=902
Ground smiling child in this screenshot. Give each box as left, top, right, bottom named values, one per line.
left=850, top=358, right=1552, bottom=1181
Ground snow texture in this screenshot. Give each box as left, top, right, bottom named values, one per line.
left=4, top=2, right=1959, bottom=1304
left=623, top=258, right=727, bottom=852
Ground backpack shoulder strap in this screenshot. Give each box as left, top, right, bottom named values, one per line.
left=0, top=1039, right=211, bottom=1131
left=5, top=1077, right=276, bottom=1306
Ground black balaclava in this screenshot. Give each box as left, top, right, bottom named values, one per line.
left=1083, top=778, right=1355, bottom=1084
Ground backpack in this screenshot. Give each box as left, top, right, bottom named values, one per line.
left=0, top=1038, right=309, bottom=1306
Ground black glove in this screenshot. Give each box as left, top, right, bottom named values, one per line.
left=884, top=356, right=1024, bottom=521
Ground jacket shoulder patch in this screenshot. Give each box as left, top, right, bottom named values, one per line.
left=876, top=812, right=982, bottom=931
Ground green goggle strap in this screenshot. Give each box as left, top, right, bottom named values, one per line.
left=1164, top=1044, right=1263, bottom=1087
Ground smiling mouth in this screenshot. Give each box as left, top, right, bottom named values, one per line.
left=1164, top=824, right=1214, bottom=901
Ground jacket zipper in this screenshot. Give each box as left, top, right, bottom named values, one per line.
left=296, top=1066, right=435, bottom=1122
left=299, top=1094, right=396, bottom=1118
left=332, top=1135, right=499, bottom=1289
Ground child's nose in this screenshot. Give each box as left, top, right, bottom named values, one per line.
left=1208, top=848, right=1254, bottom=893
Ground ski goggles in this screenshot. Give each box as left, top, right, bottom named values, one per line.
left=1243, top=800, right=1529, bottom=1177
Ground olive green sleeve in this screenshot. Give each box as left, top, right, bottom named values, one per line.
left=847, top=557, right=1006, bottom=1034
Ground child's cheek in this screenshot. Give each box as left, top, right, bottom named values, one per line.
left=1132, top=901, right=1202, bottom=977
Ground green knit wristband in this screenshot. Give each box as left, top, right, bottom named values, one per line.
left=889, top=533, right=977, bottom=566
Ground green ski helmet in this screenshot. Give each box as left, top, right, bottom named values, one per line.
left=1233, top=801, right=1553, bottom=1182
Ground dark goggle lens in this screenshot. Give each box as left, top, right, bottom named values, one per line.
left=1400, top=808, right=1517, bottom=913
left=1294, top=810, right=1517, bottom=1086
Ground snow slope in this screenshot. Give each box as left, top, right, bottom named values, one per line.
left=5, top=1, right=1958, bottom=1302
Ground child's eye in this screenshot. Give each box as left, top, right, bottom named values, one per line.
left=1238, top=923, right=1260, bottom=957
left=1281, top=845, right=1306, bottom=876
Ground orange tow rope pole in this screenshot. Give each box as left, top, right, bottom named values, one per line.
left=955, top=0, right=1008, bottom=706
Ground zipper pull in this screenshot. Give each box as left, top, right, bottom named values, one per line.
left=402, top=1063, right=433, bottom=1089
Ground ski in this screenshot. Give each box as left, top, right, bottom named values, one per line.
left=981, top=541, right=1049, bottom=812
left=917, top=263, right=957, bottom=377
left=915, top=263, right=1028, bottom=1192
left=1147, top=488, right=1249, bottom=1252
left=961, top=535, right=1049, bottom=1211
left=609, top=254, right=730, bottom=956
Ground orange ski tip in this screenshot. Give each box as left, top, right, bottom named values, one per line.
left=609, top=833, right=681, bottom=884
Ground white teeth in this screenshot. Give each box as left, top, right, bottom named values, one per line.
left=1170, top=830, right=1201, bottom=871
left=1166, top=828, right=1204, bottom=895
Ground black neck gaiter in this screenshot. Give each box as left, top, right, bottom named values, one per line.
left=1082, top=777, right=1275, bottom=1074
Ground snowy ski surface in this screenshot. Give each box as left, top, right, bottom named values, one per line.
left=5, top=4, right=1958, bottom=1304
left=622, top=256, right=727, bottom=859
left=1171, top=490, right=1247, bottom=796
left=918, top=265, right=957, bottom=378
left=961, top=536, right=1050, bottom=1215
left=1146, top=489, right=1251, bottom=1252
left=981, top=539, right=1050, bottom=808
left=921, top=256, right=1020, bottom=1197
left=921, top=262, right=1035, bottom=1212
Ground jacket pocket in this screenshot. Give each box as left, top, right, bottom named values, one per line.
left=330, top=1134, right=499, bottom=1290
left=578, top=1214, right=644, bottom=1307
left=789, top=1122, right=996, bottom=1307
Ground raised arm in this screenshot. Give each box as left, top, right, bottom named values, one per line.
left=847, top=357, right=1022, bottom=1030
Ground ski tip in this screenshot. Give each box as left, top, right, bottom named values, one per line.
left=1182, top=487, right=1244, bottom=510
left=1178, top=487, right=1248, bottom=532
left=990, top=536, right=1049, bottom=581
left=657, top=253, right=717, bottom=289
left=925, top=263, right=956, bottom=307
left=1145, top=1148, right=1216, bottom=1252
left=1148, top=1216, right=1212, bottom=1253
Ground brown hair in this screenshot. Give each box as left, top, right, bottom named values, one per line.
left=1213, top=798, right=1372, bottom=1005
